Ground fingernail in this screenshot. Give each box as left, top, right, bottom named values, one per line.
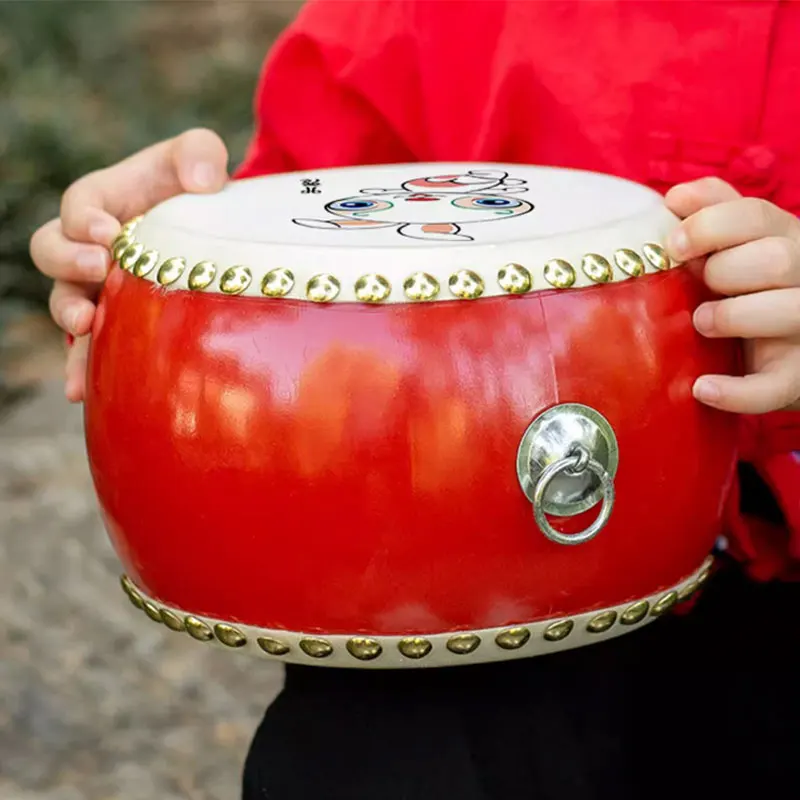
left=191, top=162, right=217, bottom=190
left=89, top=219, right=120, bottom=245
left=667, top=227, right=690, bottom=259
left=693, top=377, right=721, bottom=403
left=76, top=250, right=108, bottom=281
left=693, top=304, right=714, bottom=335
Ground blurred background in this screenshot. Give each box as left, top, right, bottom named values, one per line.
left=0, top=3, right=302, bottom=798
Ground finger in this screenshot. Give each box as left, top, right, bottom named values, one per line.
left=49, top=281, right=98, bottom=336
left=664, top=177, right=741, bottom=219
left=61, top=128, right=228, bottom=243
left=666, top=197, right=799, bottom=263
left=693, top=288, right=800, bottom=339
left=693, top=369, right=799, bottom=415
left=30, top=218, right=111, bottom=283
left=703, top=236, right=800, bottom=296
left=65, top=337, right=90, bottom=404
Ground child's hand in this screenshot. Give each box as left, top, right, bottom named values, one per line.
left=665, top=178, right=800, bottom=415
left=29, top=129, right=229, bottom=403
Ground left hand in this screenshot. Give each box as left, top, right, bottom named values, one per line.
left=664, top=177, right=800, bottom=414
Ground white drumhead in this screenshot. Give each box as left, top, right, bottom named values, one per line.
left=119, top=163, right=680, bottom=303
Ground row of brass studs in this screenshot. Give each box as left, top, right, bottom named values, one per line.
left=120, top=566, right=709, bottom=663
left=111, top=227, right=672, bottom=304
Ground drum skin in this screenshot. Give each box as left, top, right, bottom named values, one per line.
left=85, top=261, right=740, bottom=637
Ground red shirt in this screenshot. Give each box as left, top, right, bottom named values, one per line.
left=237, top=0, right=800, bottom=581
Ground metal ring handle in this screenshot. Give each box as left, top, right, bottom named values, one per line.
left=532, top=451, right=615, bottom=546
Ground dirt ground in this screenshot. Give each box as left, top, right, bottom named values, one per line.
left=0, top=314, right=283, bottom=800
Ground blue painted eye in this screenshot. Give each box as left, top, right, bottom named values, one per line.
left=335, top=200, right=377, bottom=210
left=329, top=198, right=393, bottom=213
left=474, top=197, right=518, bottom=207
left=452, top=196, right=524, bottom=211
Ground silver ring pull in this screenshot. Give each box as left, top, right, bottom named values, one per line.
left=516, top=403, right=619, bottom=546
left=532, top=446, right=615, bottom=546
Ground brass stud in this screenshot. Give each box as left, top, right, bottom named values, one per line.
left=160, top=609, right=185, bottom=632
left=446, top=634, right=481, bottom=655
left=543, top=259, right=576, bottom=289
left=497, top=263, right=532, bottom=295
left=111, top=236, right=132, bottom=262
left=346, top=637, right=383, bottom=661
left=651, top=591, right=679, bottom=617
left=587, top=610, right=617, bottom=633
left=103, top=238, right=677, bottom=303
left=120, top=243, right=144, bottom=272
left=120, top=575, right=144, bottom=610
left=306, top=274, right=340, bottom=303
left=398, top=637, right=433, bottom=659
left=261, top=268, right=295, bottom=298
left=678, top=581, right=699, bottom=603
left=133, top=250, right=160, bottom=278
left=581, top=253, right=613, bottom=283
left=403, top=272, right=440, bottom=301
left=120, top=216, right=143, bottom=237
left=219, top=266, right=252, bottom=296
left=495, top=627, right=531, bottom=650
left=614, top=248, right=645, bottom=278
left=643, top=242, right=671, bottom=271
left=354, top=274, right=392, bottom=303
left=299, top=637, right=334, bottom=658
left=257, top=637, right=291, bottom=657
left=620, top=600, right=649, bottom=625
left=214, top=623, right=247, bottom=648
left=157, top=257, right=186, bottom=286
left=187, top=261, right=217, bottom=291
left=142, top=601, right=163, bottom=623
left=448, top=269, right=484, bottom=300
left=543, top=619, right=574, bottom=641
left=185, top=616, right=214, bottom=642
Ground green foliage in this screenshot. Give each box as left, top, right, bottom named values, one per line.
left=0, top=0, right=298, bottom=309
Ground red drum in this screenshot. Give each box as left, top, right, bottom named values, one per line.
left=86, top=164, right=740, bottom=668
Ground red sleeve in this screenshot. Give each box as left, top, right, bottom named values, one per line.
left=234, top=0, right=416, bottom=180
left=726, top=412, right=800, bottom=582
left=234, top=0, right=800, bottom=583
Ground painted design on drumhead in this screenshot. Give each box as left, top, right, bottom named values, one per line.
left=293, top=169, right=533, bottom=242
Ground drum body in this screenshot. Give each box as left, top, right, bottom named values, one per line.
left=85, top=164, right=740, bottom=667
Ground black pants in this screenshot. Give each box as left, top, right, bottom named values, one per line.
left=242, top=564, right=800, bottom=799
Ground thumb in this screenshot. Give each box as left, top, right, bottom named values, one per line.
left=61, top=128, right=229, bottom=244
left=664, top=176, right=741, bottom=220
left=171, top=127, right=229, bottom=194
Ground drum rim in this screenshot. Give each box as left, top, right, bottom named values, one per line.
left=119, top=556, right=713, bottom=669
left=111, top=214, right=677, bottom=304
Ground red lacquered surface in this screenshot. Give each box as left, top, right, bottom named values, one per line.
left=85, top=265, right=740, bottom=635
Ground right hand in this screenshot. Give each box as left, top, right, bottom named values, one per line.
left=29, top=129, right=229, bottom=402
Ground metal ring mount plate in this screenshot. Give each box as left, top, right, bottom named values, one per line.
left=516, top=403, right=619, bottom=518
